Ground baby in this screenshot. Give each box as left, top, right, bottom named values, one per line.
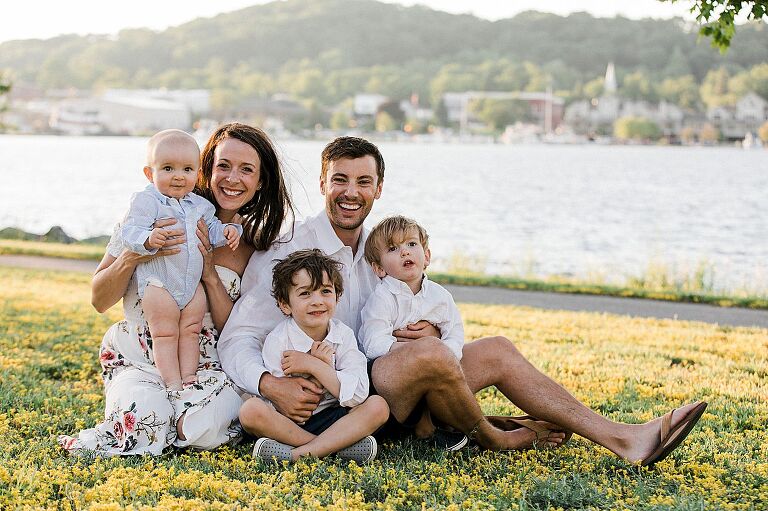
left=359, top=215, right=466, bottom=449
left=243, top=249, right=388, bottom=463
left=121, top=129, right=241, bottom=391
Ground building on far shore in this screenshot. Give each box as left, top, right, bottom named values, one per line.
left=706, top=91, right=768, bottom=141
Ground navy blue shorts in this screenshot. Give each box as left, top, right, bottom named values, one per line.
left=300, top=405, right=349, bottom=435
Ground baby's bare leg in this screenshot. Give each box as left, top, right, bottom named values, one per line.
left=179, top=284, right=205, bottom=385
left=143, top=284, right=182, bottom=390
left=292, top=396, right=389, bottom=460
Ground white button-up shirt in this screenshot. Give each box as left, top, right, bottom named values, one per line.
left=261, top=317, right=369, bottom=413
left=218, top=210, right=380, bottom=395
left=359, top=275, right=465, bottom=361
left=120, top=185, right=242, bottom=308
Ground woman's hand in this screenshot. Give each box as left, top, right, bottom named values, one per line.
left=196, top=218, right=217, bottom=282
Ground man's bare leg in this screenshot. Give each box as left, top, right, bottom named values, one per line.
left=461, top=336, right=704, bottom=462
left=371, top=337, right=565, bottom=450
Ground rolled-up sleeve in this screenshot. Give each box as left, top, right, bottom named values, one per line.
left=334, top=328, right=369, bottom=408
left=121, top=192, right=159, bottom=255
left=358, top=289, right=397, bottom=360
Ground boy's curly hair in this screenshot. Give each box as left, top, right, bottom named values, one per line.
left=271, top=249, right=344, bottom=307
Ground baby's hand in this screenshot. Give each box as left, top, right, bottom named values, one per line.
left=223, top=225, right=240, bottom=251
left=145, top=227, right=169, bottom=250
left=310, top=341, right=334, bottom=367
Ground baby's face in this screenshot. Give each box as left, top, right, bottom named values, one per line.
left=145, top=141, right=200, bottom=199
left=374, top=227, right=430, bottom=286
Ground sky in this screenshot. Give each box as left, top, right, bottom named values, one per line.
left=0, top=1, right=699, bottom=44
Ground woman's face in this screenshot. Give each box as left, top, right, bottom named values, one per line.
left=210, top=137, right=262, bottom=213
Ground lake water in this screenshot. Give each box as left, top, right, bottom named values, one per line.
left=2, top=135, right=766, bottom=291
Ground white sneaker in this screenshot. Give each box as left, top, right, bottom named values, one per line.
left=337, top=435, right=377, bottom=463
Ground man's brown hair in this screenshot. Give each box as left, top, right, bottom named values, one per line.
left=320, top=136, right=385, bottom=183
left=364, top=215, right=429, bottom=267
left=271, top=249, right=344, bottom=309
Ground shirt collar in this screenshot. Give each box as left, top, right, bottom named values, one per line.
left=144, top=184, right=192, bottom=205
left=381, top=274, right=429, bottom=297
left=286, top=317, right=344, bottom=352
left=307, top=210, right=370, bottom=265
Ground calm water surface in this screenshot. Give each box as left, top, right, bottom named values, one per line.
left=2, top=135, right=766, bottom=290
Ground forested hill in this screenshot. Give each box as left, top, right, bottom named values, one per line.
left=2, top=0, right=767, bottom=107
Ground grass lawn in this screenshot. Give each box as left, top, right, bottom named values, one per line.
left=1, top=266, right=766, bottom=510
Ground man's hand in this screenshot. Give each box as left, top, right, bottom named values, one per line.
left=223, top=225, right=240, bottom=251
left=259, top=373, right=323, bottom=423
left=310, top=341, right=334, bottom=367
left=282, top=350, right=321, bottom=376
left=393, top=320, right=441, bottom=343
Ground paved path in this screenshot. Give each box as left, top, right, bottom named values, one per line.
left=2, top=254, right=766, bottom=328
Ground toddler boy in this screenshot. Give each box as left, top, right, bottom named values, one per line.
left=360, top=215, right=466, bottom=449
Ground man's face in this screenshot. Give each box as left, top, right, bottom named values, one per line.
left=320, top=155, right=382, bottom=235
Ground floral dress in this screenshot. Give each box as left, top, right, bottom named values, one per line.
left=58, top=231, right=245, bottom=456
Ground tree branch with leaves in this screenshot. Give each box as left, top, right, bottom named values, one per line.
left=661, top=0, right=768, bottom=50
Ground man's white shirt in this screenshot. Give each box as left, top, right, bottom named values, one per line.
left=359, top=275, right=465, bottom=361
left=261, top=317, right=369, bottom=413
left=218, top=210, right=380, bottom=395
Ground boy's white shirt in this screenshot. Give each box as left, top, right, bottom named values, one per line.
left=359, top=275, right=465, bottom=361
left=261, top=317, right=369, bottom=413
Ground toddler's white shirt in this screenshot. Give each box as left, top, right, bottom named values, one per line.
left=359, top=275, right=464, bottom=361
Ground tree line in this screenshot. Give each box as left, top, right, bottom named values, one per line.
left=1, top=0, right=767, bottom=114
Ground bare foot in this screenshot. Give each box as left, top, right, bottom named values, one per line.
left=618, top=401, right=705, bottom=463
left=478, top=420, right=567, bottom=451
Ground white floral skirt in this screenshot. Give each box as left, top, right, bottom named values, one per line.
left=58, top=320, right=243, bottom=456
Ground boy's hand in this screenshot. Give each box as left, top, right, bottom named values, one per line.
left=309, top=341, right=334, bottom=367
left=223, top=225, right=240, bottom=251
left=145, top=227, right=169, bottom=250
left=393, top=320, right=441, bottom=342
left=282, top=350, right=319, bottom=376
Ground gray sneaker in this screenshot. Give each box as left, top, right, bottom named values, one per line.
left=253, top=437, right=293, bottom=462
left=337, top=435, right=378, bottom=463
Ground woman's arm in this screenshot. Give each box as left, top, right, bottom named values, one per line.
left=91, top=218, right=184, bottom=313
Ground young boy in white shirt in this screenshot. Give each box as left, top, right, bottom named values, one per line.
left=121, top=129, right=241, bottom=391
left=359, top=215, right=467, bottom=450
left=247, top=249, right=389, bottom=463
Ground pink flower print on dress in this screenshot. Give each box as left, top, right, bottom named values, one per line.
left=123, top=412, right=136, bottom=432
left=113, top=421, right=124, bottom=441
left=100, top=350, right=116, bottom=363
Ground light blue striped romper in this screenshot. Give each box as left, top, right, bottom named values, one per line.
left=121, top=185, right=243, bottom=308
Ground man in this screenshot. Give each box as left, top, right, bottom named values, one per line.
left=219, top=136, right=706, bottom=462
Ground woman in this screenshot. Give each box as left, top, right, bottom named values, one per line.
left=59, top=123, right=294, bottom=455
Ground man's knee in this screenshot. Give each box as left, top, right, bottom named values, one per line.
left=411, top=337, right=462, bottom=378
